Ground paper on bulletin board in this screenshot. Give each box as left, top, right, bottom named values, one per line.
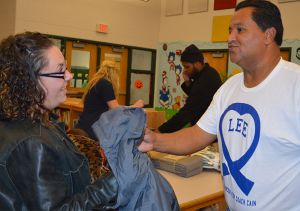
left=131, top=49, right=152, bottom=71
left=278, top=0, right=300, bottom=2
left=211, top=15, right=232, bottom=42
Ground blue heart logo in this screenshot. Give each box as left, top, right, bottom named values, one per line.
left=219, top=103, right=260, bottom=196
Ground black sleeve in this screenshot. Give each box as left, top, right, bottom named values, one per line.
left=158, top=68, right=221, bottom=133
left=6, top=138, right=117, bottom=210
left=181, top=82, right=192, bottom=95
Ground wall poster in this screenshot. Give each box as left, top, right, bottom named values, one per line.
left=214, top=0, right=236, bottom=10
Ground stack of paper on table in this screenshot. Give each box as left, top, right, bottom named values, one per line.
left=149, top=151, right=203, bottom=178
left=192, top=146, right=221, bottom=171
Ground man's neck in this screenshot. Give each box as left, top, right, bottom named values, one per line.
left=243, top=48, right=281, bottom=88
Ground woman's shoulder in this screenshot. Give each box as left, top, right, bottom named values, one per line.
left=0, top=120, right=69, bottom=148
left=0, top=120, right=56, bottom=161
left=98, top=77, right=111, bottom=84
left=94, top=78, right=112, bottom=89
left=91, top=78, right=113, bottom=94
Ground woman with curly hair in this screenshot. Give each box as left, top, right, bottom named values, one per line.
left=0, top=32, right=117, bottom=210
left=76, top=60, right=144, bottom=141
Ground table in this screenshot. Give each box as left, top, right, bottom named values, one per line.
left=57, top=98, right=166, bottom=129
left=158, top=169, right=226, bottom=211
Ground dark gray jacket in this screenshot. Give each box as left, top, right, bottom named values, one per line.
left=92, top=107, right=180, bottom=211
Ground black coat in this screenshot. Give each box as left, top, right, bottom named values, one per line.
left=159, top=63, right=222, bottom=133
left=0, top=119, right=117, bottom=210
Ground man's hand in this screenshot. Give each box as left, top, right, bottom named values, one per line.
left=138, top=128, right=156, bottom=152
left=182, top=71, right=191, bottom=86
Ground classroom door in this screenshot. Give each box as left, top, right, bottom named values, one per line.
left=203, top=51, right=228, bottom=82
left=99, top=46, right=129, bottom=105
left=65, top=41, right=97, bottom=93
left=280, top=48, right=291, bottom=61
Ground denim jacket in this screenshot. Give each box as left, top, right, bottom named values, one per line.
left=0, top=119, right=117, bottom=210
left=93, top=108, right=180, bottom=211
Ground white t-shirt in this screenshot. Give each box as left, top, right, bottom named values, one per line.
left=198, top=59, right=300, bottom=211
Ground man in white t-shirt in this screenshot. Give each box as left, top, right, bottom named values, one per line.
left=138, top=0, right=300, bottom=210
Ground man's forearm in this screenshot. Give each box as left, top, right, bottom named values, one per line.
left=154, top=125, right=214, bottom=155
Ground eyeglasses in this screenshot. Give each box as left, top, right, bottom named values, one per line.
left=38, top=70, right=67, bottom=79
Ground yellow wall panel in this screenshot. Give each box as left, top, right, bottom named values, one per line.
left=212, top=15, right=232, bottom=42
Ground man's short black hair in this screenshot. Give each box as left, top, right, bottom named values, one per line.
left=236, top=0, right=283, bottom=46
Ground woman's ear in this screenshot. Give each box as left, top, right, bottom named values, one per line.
left=37, top=77, right=48, bottom=96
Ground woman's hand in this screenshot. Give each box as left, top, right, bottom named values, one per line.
left=131, top=99, right=145, bottom=108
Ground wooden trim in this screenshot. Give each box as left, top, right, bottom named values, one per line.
left=65, top=41, right=97, bottom=91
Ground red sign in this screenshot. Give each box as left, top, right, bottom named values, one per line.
left=97, top=24, right=108, bottom=33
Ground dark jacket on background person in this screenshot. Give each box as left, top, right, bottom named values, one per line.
left=0, top=119, right=117, bottom=210
left=93, top=107, right=180, bottom=211
left=158, top=63, right=222, bottom=133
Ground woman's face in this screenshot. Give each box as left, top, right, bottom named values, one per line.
left=39, top=46, right=72, bottom=110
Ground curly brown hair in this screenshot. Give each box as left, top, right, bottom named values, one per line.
left=0, top=32, right=54, bottom=124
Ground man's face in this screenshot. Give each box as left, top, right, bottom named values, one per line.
left=228, top=7, right=268, bottom=69
left=181, top=61, right=202, bottom=78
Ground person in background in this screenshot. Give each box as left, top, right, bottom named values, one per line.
left=139, top=0, right=300, bottom=210
left=0, top=32, right=117, bottom=210
left=76, top=60, right=144, bottom=140
left=158, top=44, right=222, bottom=133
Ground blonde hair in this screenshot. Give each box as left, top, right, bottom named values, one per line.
left=82, top=60, right=120, bottom=102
